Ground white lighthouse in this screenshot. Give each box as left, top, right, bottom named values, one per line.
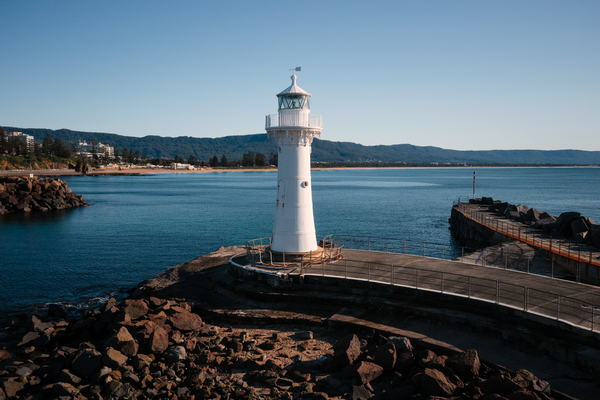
left=266, top=69, right=323, bottom=254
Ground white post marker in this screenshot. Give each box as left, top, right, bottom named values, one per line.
left=266, top=68, right=323, bottom=253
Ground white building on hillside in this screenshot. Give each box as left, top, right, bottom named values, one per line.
left=9, top=132, right=35, bottom=150
left=77, top=141, right=114, bottom=158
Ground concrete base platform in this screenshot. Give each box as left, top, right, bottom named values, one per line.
left=262, top=246, right=324, bottom=263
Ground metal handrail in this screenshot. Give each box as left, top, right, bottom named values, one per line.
left=304, top=257, right=599, bottom=333
left=454, top=203, right=600, bottom=270
left=265, top=114, right=323, bottom=129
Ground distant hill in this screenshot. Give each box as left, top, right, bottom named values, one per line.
left=3, top=126, right=600, bottom=165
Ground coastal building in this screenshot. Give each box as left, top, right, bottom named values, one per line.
left=77, top=141, right=114, bottom=158
left=266, top=68, right=323, bottom=253
left=170, top=163, right=194, bottom=170
left=9, top=132, right=34, bottom=150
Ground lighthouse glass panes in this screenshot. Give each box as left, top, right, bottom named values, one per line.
left=278, top=95, right=310, bottom=110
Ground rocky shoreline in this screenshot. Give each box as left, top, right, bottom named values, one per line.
left=0, top=177, right=90, bottom=215
left=1, top=297, right=562, bottom=400
left=0, top=247, right=580, bottom=400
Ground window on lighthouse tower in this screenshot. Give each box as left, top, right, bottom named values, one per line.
left=278, top=95, right=310, bottom=110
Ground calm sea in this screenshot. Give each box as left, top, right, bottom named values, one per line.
left=1, top=167, right=598, bottom=317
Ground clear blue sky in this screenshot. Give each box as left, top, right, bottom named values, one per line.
left=1, top=1, right=598, bottom=150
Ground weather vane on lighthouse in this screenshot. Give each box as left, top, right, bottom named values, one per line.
left=265, top=68, right=323, bottom=256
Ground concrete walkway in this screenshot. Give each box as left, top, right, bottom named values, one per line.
left=301, top=249, right=600, bottom=333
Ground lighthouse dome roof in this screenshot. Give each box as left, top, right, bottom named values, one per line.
left=277, top=74, right=311, bottom=97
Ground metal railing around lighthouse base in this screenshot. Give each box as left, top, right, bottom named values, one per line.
left=245, top=235, right=342, bottom=268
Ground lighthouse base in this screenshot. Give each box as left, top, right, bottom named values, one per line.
left=263, top=246, right=324, bottom=263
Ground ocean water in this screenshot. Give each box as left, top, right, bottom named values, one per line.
left=0, top=167, right=598, bottom=317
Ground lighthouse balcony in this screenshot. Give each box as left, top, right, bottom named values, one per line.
left=265, top=114, right=322, bottom=130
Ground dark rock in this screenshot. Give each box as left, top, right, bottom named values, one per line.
left=71, top=348, right=103, bottom=378
left=373, top=342, right=396, bottom=371
left=104, top=347, right=128, bottom=368
left=0, top=349, right=11, bottom=361
left=446, top=349, right=480, bottom=381
left=506, top=390, right=542, bottom=400
left=352, top=361, right=383, bottom=385
left=416, top=349, right=436, bottom=368
left=421, top=367, right=457, bottom=397
left=479, top=375, right=522, bottom=396
left=2, top=380, right=26, bottom=398
left=289, top=366, right=311, bottom=382
left=394, top=349, right=415, bottom=373
left=59, top=369, right=81, bottom=385
left=389, top=336, right=413, bottom=352
left=17, top=331, right=40, bottom=347
left=53, top=382, right=79, bottom=396
left=333, top=334, right=361, bottom=366
left=351, top=384, right=372, bottom=400
left=295, top=331, right=313, bottom=340
left=104, top=326, right=138, bottom=356
left=163, top=346, right=187, bottom=363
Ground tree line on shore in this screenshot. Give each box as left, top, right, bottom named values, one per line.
left=0, top=128, right=278, bottom=170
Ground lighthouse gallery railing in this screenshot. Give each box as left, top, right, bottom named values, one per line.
left=265, top=114, right=322, bottom=129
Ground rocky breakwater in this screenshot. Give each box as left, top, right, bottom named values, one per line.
left=0, top=296, right=562, bottom=400
left=0, top=176, right=90, bottom=215
left=450, top=197, right=600, bottom=250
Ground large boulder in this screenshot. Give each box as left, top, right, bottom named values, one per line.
left=421, top=368, right=457, bottom=397
left=333, top=334, right=361, bottom=366
left=104, top=326, right=138, bottom=356
left=169, top=310, right=203, bottom=331
left=149, top=325, right=169, bottom=353
left=446, top=349, right=481, bottom=381
left=123, top=299, right=149, bottom=320
left=352, top=361, right=383, bottom=385
left=373, top=342, right=396, bottom=371
left=71, top=348, right=103, bottom=378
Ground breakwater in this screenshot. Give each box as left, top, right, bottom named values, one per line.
left=0, top=176, right=90, bottom=215
left=450, top=198, right=600, bottom=283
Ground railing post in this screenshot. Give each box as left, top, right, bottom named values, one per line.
left=557, top=295, right=560, bottom=320
left=462, top=247, right=464, bottom=262
left=442, top=245, right=445, bottom=260
left=404, top=240, right=407, bottom=255
left=368, top=262, right=371, bottom=281
left=322, top=255, right=325, bottom=276
left=368, top=237, right=371, bottom=251
left=527, top=258, right=530, bottom=274
left=551, top=258, right=554, bottom=279
left=592, top=306, right=595, bottom=332
left=524, top=287, right=528, bottom=311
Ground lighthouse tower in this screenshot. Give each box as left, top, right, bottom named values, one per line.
left=266, top=69, right=323, bottom=254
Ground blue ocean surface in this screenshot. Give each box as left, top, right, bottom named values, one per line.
left=0, top=167, right=598, bottom=316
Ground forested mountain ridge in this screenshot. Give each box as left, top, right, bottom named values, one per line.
left=3, top=126, right=600, bottom=165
